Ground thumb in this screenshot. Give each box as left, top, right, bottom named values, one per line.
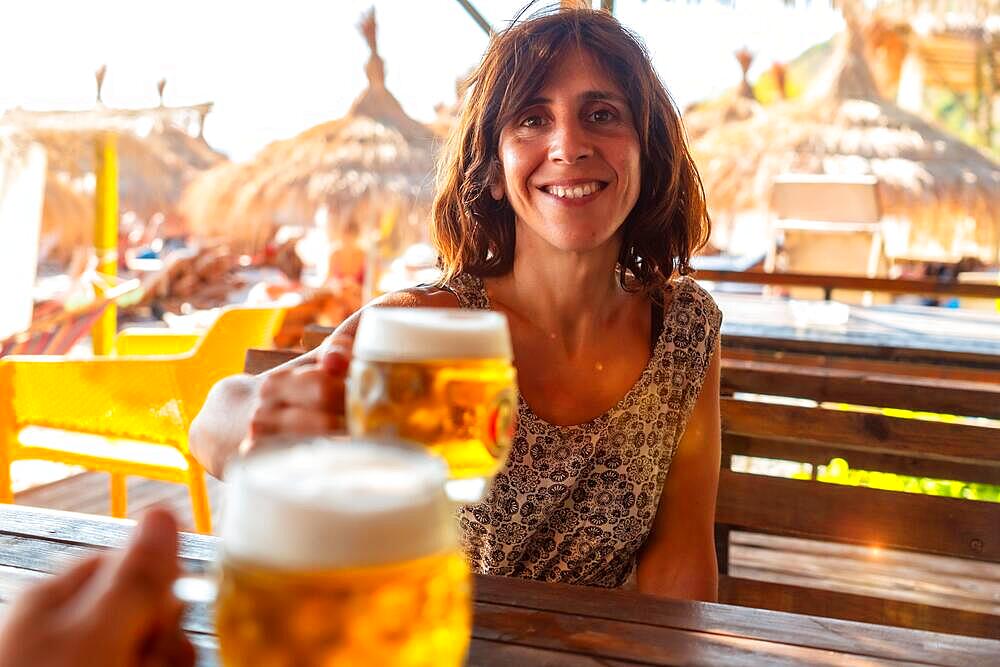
left=320, top=334, right=354, bottom=374
left=95, top=508, right=179, bottom=629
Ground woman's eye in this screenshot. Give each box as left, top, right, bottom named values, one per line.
left=589, top=109, right=615, bottom=123
left=520, top=115, right=546, bottom=128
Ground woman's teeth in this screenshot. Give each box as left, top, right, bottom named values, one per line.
left=543, top=182, right=604, bottom=199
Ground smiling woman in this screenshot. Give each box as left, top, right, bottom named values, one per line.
left=191, top=5, right=723, bottom=602
left=433, top=6, right=710, bottom=288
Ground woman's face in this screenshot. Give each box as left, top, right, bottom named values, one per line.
left=496, top=48, right=641, bottom=255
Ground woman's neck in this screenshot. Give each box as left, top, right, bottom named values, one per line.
left=485, top=226, right=638, bottom=356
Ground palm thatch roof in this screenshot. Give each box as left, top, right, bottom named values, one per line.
left=862, top=0, right=1000, bottom=101
left=1, top=96, right=225, bottom=262
left=868, top=0, right=998, bottom=26
left=180, top=9, right=437, bottom=254
left=683, top=49, right=763, bottom=142
left=692, top=10, right=1000, bottom=264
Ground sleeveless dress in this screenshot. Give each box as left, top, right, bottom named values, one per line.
left=446, top=273, right=723, bottom=587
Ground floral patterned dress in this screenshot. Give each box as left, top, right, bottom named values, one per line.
left=447, top=273, right=722, bottom=587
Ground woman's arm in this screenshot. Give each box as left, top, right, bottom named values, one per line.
left=635, top=341, right=721, bottom=601
left=188, top=341, right=335, bottom=478
left=188, top=287, right=458, bottom=478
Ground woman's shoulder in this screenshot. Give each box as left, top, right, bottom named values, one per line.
left=670, top=275, right=722, bottom=328
left=370, top=285, right=461, bottom=309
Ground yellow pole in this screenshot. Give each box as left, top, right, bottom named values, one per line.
left=92, top=132, right=118, bottom=355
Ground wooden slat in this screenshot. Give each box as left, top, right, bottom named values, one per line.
left=470, top=601, right=899, bottom=666
left=0, top=505, right=217, bottom=562
left=468, top=639, right=643, bottom=666
left=715, top=471, right=1000, bottom=562
left=721, top=358, right=1000, bottom=419
left=473, top=574, right=999, bottom=665
left=729, top=532, right=1000, bottom=613
left=721, top=399, right=1000, bottom=465
left=719, top=576, right=1000, bottom=640
left=724, top=348, right=1000, bottom=384
left=696, top=270, right=1000, bottom=300
left=302, top=324, right=334, bottom=351
left=243, top=348, right=299, bottom=375
left=723, top=434, right=1000, bottom=486
left=723, top=335, right=1000, bottom=374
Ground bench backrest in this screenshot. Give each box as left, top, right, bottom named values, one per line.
left=716, top=358, right=1000, bottom=637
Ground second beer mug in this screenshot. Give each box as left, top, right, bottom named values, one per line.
left=347, top=307, right=518, bottom=502
left=214, top=439, right=471, bottom=667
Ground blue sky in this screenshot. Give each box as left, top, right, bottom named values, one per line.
left=0, top=1, right=843, bottom=161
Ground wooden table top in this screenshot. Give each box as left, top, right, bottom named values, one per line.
left=714, top=292, right=1000, bottom=360
left=1, top=506, right=998, bottom=666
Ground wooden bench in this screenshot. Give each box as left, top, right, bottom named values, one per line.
left=716, top=359, right=1000, bottom=639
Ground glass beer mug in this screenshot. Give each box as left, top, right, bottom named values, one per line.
left=176, top=438, right=471, bottom=667
left=347, top=308, right=518, bottom=502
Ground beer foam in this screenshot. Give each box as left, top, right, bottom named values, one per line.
left=221, top=439, right=457, bottom=569
left=352, top=307, right=512, bottom=362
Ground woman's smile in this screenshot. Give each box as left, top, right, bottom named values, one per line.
left=537, top=179, right=610, bottom=206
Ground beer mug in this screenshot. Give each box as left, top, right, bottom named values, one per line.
left=347, top=307, right=518, bottom=502
left=176, top=438, right=471, bottom=667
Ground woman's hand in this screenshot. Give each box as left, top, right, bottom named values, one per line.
left=0, top=508, right=194, bottom=667
left=242, top=333, right=356, bottom=457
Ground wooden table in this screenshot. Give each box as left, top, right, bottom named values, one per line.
left=714, top=292, right=1000, bottom=360
left=1, top=506, right=998, bottom=666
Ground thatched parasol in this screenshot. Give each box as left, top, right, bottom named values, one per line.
left=683, top=48, right=762, bottom=142
left=180, top=8, right=437, bottom=257
left=692, top=8, right=1000, bottom=264
left=1, top=81, right=225, bottom=262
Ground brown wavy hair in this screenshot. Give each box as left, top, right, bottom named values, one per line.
left=431, top=5, right=710, bottom=292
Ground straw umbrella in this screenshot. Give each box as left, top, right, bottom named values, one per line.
left=692, top=6, right=1000, bottom=264
left=683, top=48, right=763, bottom=142
left=180, top=8, right=438, bottom=262
left=1, top=84, right=225, bottom=262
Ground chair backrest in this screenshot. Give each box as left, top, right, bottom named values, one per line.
left=771, top=175, right=880, bottom=227
left=177, top=305, right=286, bottom=413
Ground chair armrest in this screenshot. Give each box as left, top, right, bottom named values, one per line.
left=0, top=356, right=190, bottom=448
left=115, top=328, right=202, bottom=356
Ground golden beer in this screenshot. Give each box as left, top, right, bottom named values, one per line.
left=215, top=440, right=471, bottom=667
left=348, top=308, right=517, bottom=501
left=216, top=552, right=470, bottom=667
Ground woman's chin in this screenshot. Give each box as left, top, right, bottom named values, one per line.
left=544, top=235, right=619, bottom=255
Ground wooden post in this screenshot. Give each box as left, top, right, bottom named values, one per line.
left=985, top=35, right=996, bottom=154
left=716, top=380, right=736, bottom=577
left=92, top=132, right=118, bottom=355
left=454, top=0, right=492, bottom=36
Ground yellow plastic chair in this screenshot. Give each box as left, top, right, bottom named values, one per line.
left=0, top=305, right=286, bottom=533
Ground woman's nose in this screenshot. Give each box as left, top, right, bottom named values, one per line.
left=548, top=122, right=593, bottom=164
